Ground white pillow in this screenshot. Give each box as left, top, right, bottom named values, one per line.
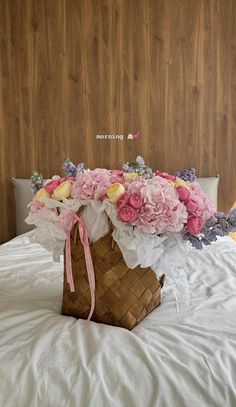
left=197, top=176, right=220, bottom=209
left=12, top=178, right=34, bottom=236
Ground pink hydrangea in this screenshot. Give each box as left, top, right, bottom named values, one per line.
left=72, top=169, right=113, bottom=200
left=138, top=179, right=187, bottom=234
left=186, top=182, right=215, bottom=227
left=121, top=177, right=188, bottom=234
left=128, top=180, right=146, bottom=194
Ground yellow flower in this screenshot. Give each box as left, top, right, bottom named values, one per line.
left=107, top=183, right=125, bottom=203
left=52, top=180, right=72, bottom=200
left=175, top=178, right=192, bottom=190
left=166, top=180, right=175, bottom=187
left=34, top=188, right=51, bottom=203
left=123, top=172, right=139, bottom=182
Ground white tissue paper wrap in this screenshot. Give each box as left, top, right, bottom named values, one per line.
left=80, top=202, right=109, bottom=242
left=26, top=198, right=189, bottom=304
left=25, top=208, right=66, bottom=261
left=151, top=233, right=190, bottom=306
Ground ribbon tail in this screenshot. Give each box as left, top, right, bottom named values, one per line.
left=84, top=245, right=96, bottom=321
left=66, top=232, right=75, bottom=292
left=78, top=223, right=96, bottom=321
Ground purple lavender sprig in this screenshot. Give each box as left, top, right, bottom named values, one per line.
left=183, top=233, right=203, bottom=249
left=76, top=162, right=85, bottom=176
left=123, top=156, right=145, bottom=171
left=31, top=171, right=44, bottom=195
left=122, top=156, right=153, bottom=179
left=63, top=159, right=85, bottom=177
left=228, top=208, right=236, bottom=230
left=123, top=163, right=134, bottom=173
left=184, top=209, right=236, bottom=249
left=175, top=168, right=197, bottom=183
left=63, top=159, right=77, bottom=177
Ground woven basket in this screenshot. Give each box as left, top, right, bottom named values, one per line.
left=62, top=223, right=165, bottom=330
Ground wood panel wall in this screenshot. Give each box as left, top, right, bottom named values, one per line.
left=0, top=0, right=236, bottom=244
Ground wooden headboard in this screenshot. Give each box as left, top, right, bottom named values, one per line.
left=0, top=0, right=236, bottom=243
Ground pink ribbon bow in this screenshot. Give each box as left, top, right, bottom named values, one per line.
left=59, top=211, right=96, bottom=321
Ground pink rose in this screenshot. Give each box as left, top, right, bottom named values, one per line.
left=185, top=199, right=198, bottom=214
left=44, top=179, right=61, bottom=193
left=111, top=170, right=124, bottom=183
left=116, top=192, right=131, bottom=209
left=117, top=205, right=138, bottom=223
left=155, top=171, right=176, bottom=182
left=111, top=170, right=123, bottom=176
left=66, top=176, right=76, bottom=182
left=129, top=193, right=145, bottom=209
left=176, top=186, right=190, bottom=202
left=187, top=216, right=202, bottom=235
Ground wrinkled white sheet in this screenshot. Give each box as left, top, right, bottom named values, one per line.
left=0, top=232, right=236, bottom=407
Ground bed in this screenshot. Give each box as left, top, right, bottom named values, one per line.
left=0, top=230, right=236, bottom=407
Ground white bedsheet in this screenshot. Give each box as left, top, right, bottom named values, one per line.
left=0, top=232, right=236, bottom=407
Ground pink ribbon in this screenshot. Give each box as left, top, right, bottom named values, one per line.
left=59, top=212, right=96, bottom=321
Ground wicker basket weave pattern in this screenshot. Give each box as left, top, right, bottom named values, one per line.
left=62, top=226, right=165, bottom=330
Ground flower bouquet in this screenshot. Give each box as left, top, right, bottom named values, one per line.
left=26, top=157, right=236, bottom=329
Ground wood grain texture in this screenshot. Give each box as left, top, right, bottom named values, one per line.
left=0, top=0, right=236, bottom=243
